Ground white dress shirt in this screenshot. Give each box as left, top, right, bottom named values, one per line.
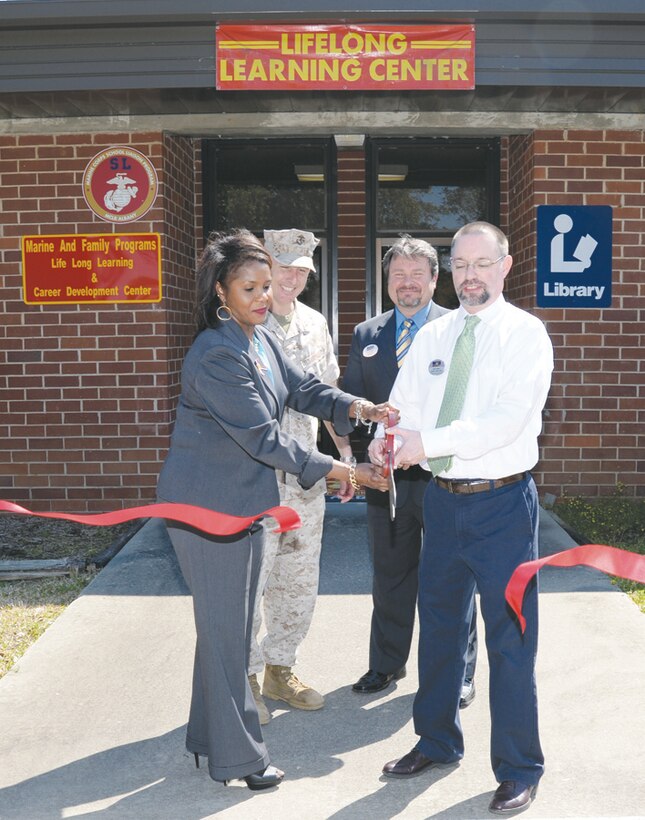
left=389, top=295, right=554, bottom=479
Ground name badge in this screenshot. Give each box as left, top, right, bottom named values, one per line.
left=362, top=344, right=378, bottom=358
left=429, top=359, right=445, bottom=375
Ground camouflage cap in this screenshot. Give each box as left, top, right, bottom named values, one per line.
left=263, top=228, right=319, bottom=272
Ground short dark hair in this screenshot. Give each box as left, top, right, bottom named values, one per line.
left=382, top=234, right=439, bottom=279
left=194, top=229, right=271, bottom=334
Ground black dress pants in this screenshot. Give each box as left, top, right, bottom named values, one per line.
left=366, top=479, right=478, bottom=681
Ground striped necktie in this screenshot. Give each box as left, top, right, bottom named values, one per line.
left=427, top=314, right=481, bottom=475
left=396, top=318, right=414, bottom=367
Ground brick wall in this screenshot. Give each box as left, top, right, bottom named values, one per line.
left=158, top=133, right=200, bottom=428
left=336, top=149, right=368, bottom=365
left=2, top=129, right=643, bottom=506
left=504, top=130, right=645, bottom=498
left=0, top=132, right=198, bottom=511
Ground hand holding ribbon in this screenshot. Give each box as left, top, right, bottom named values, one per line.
left=387, top=426, right=425, bottom=470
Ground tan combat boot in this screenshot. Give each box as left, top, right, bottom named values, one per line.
left=262, top=664, right=324, bottom=710
left=248, top=673, right=270, bottom=725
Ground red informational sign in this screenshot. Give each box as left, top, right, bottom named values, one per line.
left=83, top=147, right=159, bottom=223
left=21, top=233, right=162, bottom=305
left=216, top=23, right=475, bottom=91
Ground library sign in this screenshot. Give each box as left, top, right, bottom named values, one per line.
left=21, top=233, right=162, bottom=305
left=216, top=23, right=475, bottom=91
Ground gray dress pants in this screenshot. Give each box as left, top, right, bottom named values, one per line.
left=166, top=521, right=271, bottom=782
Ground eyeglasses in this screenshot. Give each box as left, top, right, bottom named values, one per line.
left=449, top=255, right=506, bottom=274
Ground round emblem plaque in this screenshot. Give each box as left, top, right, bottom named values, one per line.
left=82, top=146, right=159, bottom=223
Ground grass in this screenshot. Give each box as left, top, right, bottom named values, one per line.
left=553, top=486, right=645, bottom=613
left=0, top=516, right=137, bottom=680
left=0, top=572, right=97, bottom=678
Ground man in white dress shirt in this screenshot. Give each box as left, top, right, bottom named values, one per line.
left=374, top=222, right=553, bottom=815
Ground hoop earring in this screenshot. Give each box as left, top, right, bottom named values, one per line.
left=216, top=304, right=232, bottom=321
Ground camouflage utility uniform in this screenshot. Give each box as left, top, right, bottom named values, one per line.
left=249, top=300, right=339, bottom=673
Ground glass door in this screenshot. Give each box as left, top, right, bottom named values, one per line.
left=202, top=138, right=336, bottom=323
left=368, top=138, right=501, bottom=315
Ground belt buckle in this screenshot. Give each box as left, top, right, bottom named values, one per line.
left=462, top=481, right=479, bottom=494
left=462, top=479, right=486, bottom=494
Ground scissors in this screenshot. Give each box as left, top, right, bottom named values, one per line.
left=383, top=411, right=397, bottom=521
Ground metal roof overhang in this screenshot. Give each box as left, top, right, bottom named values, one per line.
left=1, top=1, right=645, bottom=131
left=2, top=87, right=645, bottom=137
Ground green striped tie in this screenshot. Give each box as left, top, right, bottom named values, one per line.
left=427, top=315, right=481, bottom=475
left=396, top=319, right=413, bottom=367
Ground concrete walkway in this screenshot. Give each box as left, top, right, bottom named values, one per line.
left=0, top=503, right=643, bottom=819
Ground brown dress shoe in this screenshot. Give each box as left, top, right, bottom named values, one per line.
left=382, top=748, right=438, bottom=778
left=489, top=780, right=537, bottom=814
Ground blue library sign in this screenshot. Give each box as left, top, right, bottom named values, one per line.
left=536, top=205, right=612, bottom=308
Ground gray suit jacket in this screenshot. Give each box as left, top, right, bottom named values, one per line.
left=157, top=320, right=357, bottom=517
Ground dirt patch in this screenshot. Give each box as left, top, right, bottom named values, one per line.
left=0, top=514, right=139, bottom=563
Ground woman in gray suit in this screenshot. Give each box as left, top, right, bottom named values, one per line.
left=157, top=230, right=393, bottom=791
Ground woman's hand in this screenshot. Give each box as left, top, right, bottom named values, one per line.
left=365, top=401, right=400, bottom=425
left=354, top=462, right=388, bottom=492
left=327, top=457, right=388, bottom=493
left=351, top=400, right=400, bottom=426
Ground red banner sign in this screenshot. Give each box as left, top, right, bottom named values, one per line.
left=21, top=233, right=162, bottom=305
left=216, top=24, right=475, bottom=91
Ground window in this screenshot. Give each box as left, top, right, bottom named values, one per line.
left=202, top=139, right=334, bottom=316
left=368, top=138, right=500, bottom=314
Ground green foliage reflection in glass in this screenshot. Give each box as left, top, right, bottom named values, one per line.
left=217, top=185, right=324, bottom=234
left=378, top=186, right=486, bottom=233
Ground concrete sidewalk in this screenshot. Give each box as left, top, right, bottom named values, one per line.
left=0, top=503, right=643, bottom=819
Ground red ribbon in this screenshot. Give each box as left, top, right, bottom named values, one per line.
left=383, top=411, right=397, bottom=478
left=0, top=500, right=301, bottom=536
left=506, top=544, right=645, bottom=633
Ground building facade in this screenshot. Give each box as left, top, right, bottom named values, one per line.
left=1, top=1, right=644, bottom=510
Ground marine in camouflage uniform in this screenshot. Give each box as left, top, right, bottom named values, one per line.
left=249, top=229, right=353, bottom=722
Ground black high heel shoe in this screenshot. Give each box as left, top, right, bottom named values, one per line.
left=230, top=765, right=284, bottom=791
left=195, top=754, right=283, bottom=791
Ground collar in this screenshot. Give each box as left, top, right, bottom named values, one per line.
left=265, top=300, right=303, bottom=339
left=456, top=294, right=506, bottom=326
left=218, top=316, right=255, bottom=351
left=394, top=301, right=432, bottom=332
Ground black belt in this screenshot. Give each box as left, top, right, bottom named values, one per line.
left=433, top=472, right=527, bottom=495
